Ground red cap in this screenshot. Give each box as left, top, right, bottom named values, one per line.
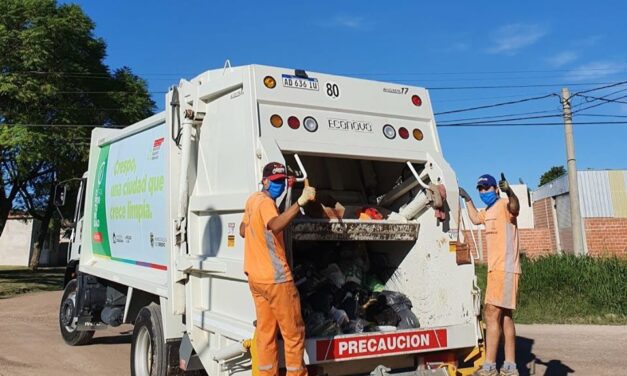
left=262, top=162, right=287, bottom=181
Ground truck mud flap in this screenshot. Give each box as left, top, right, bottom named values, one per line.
left=178, top=333, right=203, bottom=371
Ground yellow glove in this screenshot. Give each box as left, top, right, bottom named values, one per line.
left=298, top=186, right=316, bottom=207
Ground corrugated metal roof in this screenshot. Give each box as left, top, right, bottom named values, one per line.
left=532, top=169, right=627, bottom=218
left=609, top=170, right=627, bottom=218
left=579, top=170, right=613, bottom=217
left=532, top=174, right=569, bottom=201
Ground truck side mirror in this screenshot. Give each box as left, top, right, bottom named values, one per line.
left=54, top=184, right=67, bottom=207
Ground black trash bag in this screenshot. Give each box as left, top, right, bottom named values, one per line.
left=379, top=290, right=420, bottom=329
left=305, top=312, right=341, bottom=337
left=309, top=289, right=334, bottom=313
left=364, top=295, right=400, bottom=327
left=342, top=318, right=369, bottom=334
left=339, top=291, right=358, bottom=319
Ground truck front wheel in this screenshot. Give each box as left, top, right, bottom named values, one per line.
left=59, top=279, right=95, bottom=346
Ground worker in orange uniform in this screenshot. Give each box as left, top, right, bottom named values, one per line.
left=460, top=173, right=520, bottom=376
left=239, top=162, right=316, bottom=376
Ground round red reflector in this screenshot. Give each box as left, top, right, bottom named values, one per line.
left=411, top=95, right=422, bottom=107
left=288, top=116, right=300, bottom=129
left=399, top=127, right=409, bottom=139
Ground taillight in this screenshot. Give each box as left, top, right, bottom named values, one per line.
left=288, top=116, right=300, bottom=129
left=383, top=124, right=396, bottom=139
left=303, top=117, right=318, bottom=132
left=399, top=127, right=409, bottom=139
left=270, top=114, right=283, bottom=128
left=264, top=76, right=276, bottom=89
left=411, top=95, right=422, bottom=106
left=413, top=128, right=423, bottom=140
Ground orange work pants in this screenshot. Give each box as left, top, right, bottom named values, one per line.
left=249, top=280, right=307, bottom=376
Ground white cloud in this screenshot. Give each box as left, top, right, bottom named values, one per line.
left=487, top=24, right=547, bottom=55
left=566, top=61, right=626, bottom=81
left=332, top=16, right=365, bottom=29
left=546, top=51, right=578, bottom=67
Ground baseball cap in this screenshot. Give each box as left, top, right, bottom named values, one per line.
left=476, top=174, right=497, bottom=189
left=262, top=162, right=287, bottom=181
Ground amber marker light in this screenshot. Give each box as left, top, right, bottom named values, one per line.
left=264, top=76, right=277, bottom=89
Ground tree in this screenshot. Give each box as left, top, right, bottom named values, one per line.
left=539, top=166, right=567, bottom=186
left=0, top=0, right=155, bottom=268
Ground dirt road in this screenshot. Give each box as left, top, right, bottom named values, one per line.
left=0, top=291, right=625, bottom=375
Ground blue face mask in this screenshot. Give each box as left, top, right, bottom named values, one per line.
left=480, top=191, right=498, bottom=207
left=267, top=180, right=286, bottom=199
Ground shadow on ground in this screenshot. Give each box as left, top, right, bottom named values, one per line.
left=497, top=336, right=575, bottom=376
left=91, top=333, right=132, bottom=345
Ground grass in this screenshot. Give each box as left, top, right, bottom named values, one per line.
left=475, top=255, right=627, bottom=324
left=0, top=266, right=65, bottom=299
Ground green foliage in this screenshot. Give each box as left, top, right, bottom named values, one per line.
left=475, top=255, right=627, bottom=324
left=539, top=165, right=566, bottom=186
left=0, top=0, right=154, bottom=228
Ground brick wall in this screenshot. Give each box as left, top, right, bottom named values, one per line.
left=462, top=228, right=554, bottom=262
left=585, top=218, right=627, bottom=257
left=532, top=197, right=558, bottom=250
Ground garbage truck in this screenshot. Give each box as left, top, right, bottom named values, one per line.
left=57, top=64, right=485, bottom=376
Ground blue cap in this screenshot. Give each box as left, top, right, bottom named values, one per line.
left=476, top=174, right=497, bottom=189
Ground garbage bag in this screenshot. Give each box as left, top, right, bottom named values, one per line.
left=340, top=262, right=363, bottom=285
left=330, top=306, right=349, bottom=326
left=309, top=289, right=334, bottom=314
left=342, top=319, right=369, bottom=334
left=396, top=307, right=420, bottom=329
left=364, top=295, right=400, bottom=327
left=379, top=291, right=419, bottom=329
left=365, top=274, right=385, bottom=293
left=323, top=263, right=345, bottom=289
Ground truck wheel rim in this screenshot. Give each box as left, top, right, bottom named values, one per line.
left=62, top=291, right=77, bottom=332
left=134, top=326, right=152, bottom=374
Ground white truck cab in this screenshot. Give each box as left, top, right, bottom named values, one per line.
left=58, top=65, right=484, bottom=376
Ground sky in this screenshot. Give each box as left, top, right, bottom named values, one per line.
left=65, top=1, right=626, bottom=198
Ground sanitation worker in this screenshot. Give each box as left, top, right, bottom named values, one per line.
left=239, top=162, right=316, bottom=376
left=460, top=173, right=521, bottom=376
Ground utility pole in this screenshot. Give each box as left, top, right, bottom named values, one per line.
left=561, top=88, right=586, bottom=255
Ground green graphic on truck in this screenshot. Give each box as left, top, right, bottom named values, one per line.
left=91, top=124, right=168, bottom=271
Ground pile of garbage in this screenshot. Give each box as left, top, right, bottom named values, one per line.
left=293, top=242, right=419, bottom=337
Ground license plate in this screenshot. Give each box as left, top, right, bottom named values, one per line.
left=282, top=74, right=319, bottom=91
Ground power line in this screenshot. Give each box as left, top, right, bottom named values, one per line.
left=572, top=94, right=627, bottom=113
left=576, top=113, right=627, bottom=118
left=438, top=113, right=563, bottom=125
left=576, top=94, right=627, bottom=105
left=438, top=121, right=627, bottom=127
left=436, top=109, right=561, bottom=123
left=434, top=94, right=556, bottom=115
left=0, top=123, right=125, bottom=128
left=426, top=82, right=617, bottom=90
left=571, top=80, right=627, bottom=96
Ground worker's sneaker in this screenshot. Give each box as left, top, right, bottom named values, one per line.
left=472, top=368, right=498, bottom=376
left=499, top=369, right=519, bottom=376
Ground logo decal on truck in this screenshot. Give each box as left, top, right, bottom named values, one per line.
left=315, top=329, right=447, bottom=361
left=151, top=137, right=164, bottom=160
left=383, top=87, right=409, bottom=95
left=328, top=118, right=372, bottom=133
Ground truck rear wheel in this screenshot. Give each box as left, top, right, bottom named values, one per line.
left=59, top=279, right=95, bottom=346
left=131, top=303, right=176, bottom=376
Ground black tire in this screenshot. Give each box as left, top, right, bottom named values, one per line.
left=131, top=303, right=170, bottom=376
left=59, top=279, right=95, bottom=346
